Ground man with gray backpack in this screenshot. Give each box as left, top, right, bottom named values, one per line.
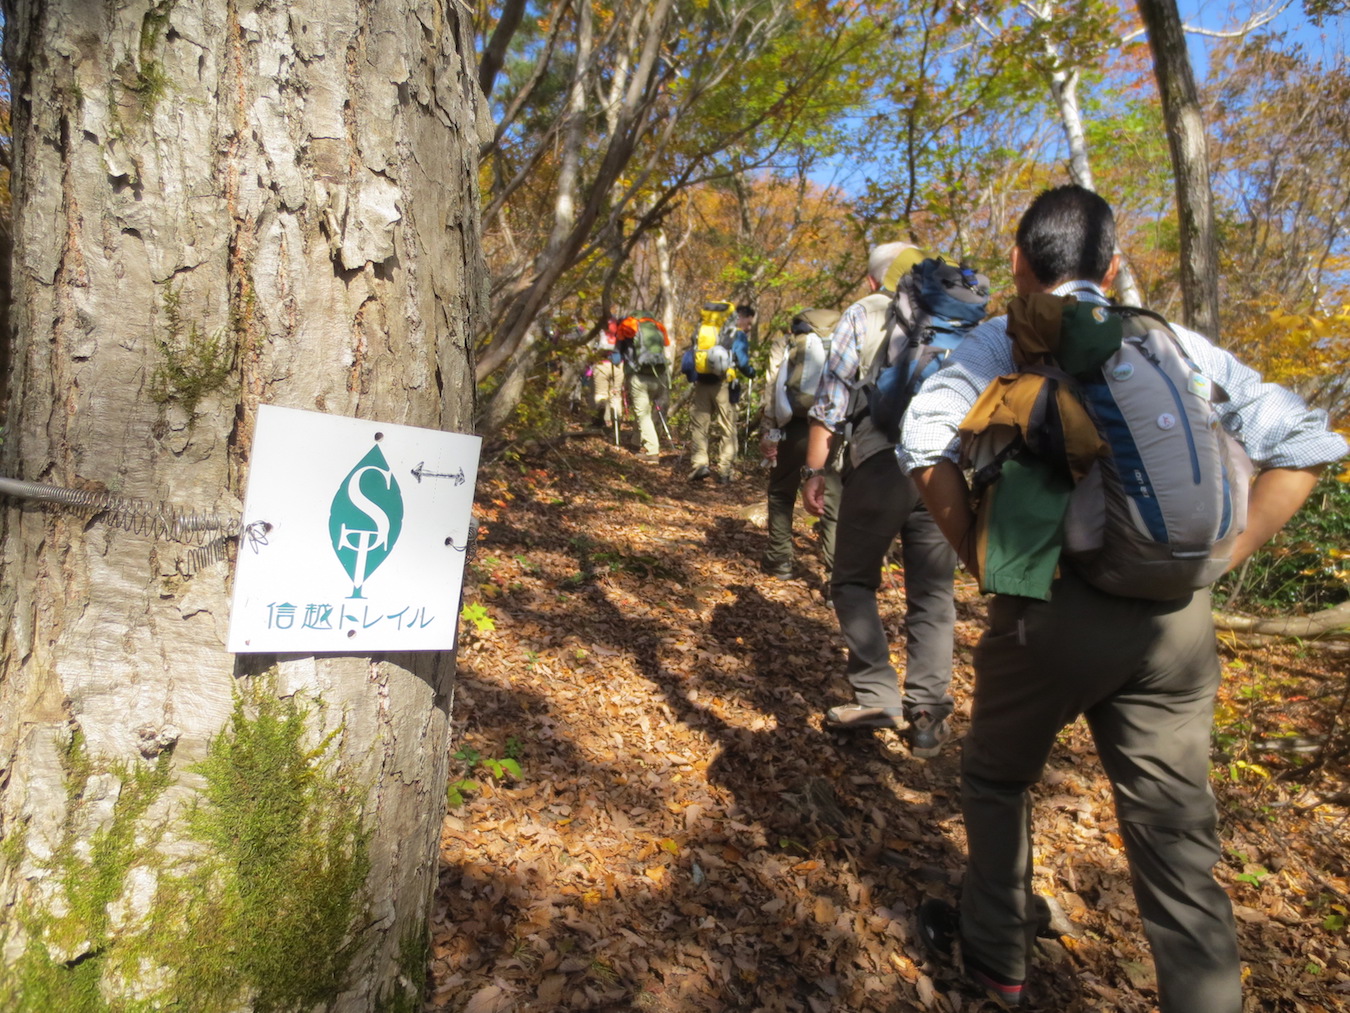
left=801, top=241, right=990, bottom=757
left=759, top=307, right=842, bottom=579
left=902, top=185, right=1347, bottom=1010
left=616, top=314, right=671, bottom=461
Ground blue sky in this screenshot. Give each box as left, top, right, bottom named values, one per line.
left=1181, top=0, right=1346, bottom=76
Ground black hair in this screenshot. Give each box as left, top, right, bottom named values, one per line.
left=735, top=304, right=755, bottom=318
left=1014, top=184, right=1116, bottom=286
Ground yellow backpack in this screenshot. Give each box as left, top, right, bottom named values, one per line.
left=693, top=300, right=736, bottom=377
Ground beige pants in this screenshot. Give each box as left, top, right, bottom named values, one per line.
left=592, top=360, right=622, bottom=426
left=627, top=367, right=668, bottom=456
left=689, top=379, right=735, bottom=473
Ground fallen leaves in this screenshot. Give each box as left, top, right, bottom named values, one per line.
left=430, top=438, right=1350, bottom=1012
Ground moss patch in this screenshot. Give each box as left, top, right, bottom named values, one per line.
left=169, top=685, right=372, bottom=1012
left=0, top=733, right=174, bottom=1012
left=0, top=683, right=372, bottom=1011
left=376, top=925, right=430, bottom=1013
left=149, top=283, right=235, bottom=417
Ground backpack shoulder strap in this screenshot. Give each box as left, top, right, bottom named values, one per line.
left=1104, top=304, right=1176, bottom=338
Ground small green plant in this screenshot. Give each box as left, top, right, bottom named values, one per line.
left=459, top=602, right=495, bottom=633
left=446, top=743, right=523, bottom=807
left=150, top=285, right=235, bottom=416
left=445, top=777, right=479, bottom=808
left=1234, top=866, right=1269, bottom=887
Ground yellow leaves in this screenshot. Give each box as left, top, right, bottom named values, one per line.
left=889, top=951, right=920, bottom=981
left=644, top=865, right=667, bottom=885
left=1231, top=304, right=1350, bottom=426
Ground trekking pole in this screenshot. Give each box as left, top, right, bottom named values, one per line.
left=655, top=402, right=674, bottom=443
left=742, top=378, right=755, bottom=450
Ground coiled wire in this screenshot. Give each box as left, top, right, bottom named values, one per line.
left=0, top=476, right=240, bottom=572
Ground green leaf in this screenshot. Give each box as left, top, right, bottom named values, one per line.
left=447, top=778, right=478, bottom=807
left=460, top=602, right=496, bottom=633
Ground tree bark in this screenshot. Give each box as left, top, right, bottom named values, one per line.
left=0, top=1, right=483, bottom=1009
left=1045, top=62, right=1145, bottom=308
left=1214, top=601, right=1350, bottom=639
left=1136, top=0, right=1222, bottom=339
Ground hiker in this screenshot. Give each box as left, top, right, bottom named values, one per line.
left=684, top=302, right=755, bottom=483
left=616, top=314, right=671, bottom=462
left=590, top=316, right=623, bottom=431
left=800, top=242, right=961, bottom=758
left=901, top=184, right=1347, bottom=1011
left=759, top=308, right=842, bottom=580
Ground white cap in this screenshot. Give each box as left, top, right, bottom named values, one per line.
left=868, top=241, right=920, bottom=286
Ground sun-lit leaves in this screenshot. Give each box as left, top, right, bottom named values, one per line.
left=429, top=437, right=1350, bottom=1011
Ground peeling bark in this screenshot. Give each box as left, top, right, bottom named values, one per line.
left=0, top=1, right=484, bottom=1008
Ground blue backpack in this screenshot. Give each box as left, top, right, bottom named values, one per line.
left=856, top=258, right=990, bottom=443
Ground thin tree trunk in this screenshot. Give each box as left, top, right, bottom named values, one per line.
left=1047, top=62, right=1145, bottom=307
left=479, top=322, right=542, bottom=434
left=1136, top=0, right=1221, bottom=339
left=0, top=1, right=483, bottom=1008
left=655, top=225, right=678, bottom=352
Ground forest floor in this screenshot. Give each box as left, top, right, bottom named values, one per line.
left=426, top=432, right=1350, bottom=1013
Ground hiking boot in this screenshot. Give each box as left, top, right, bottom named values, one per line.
left=761, top=560, right=793, bottom=579
left=917, top=899, right=1026, bottom=1008
left=906, top=709, right=952, bottom=758
left=718, top=471, right=733, bottom=485
left=640, top=452, right=661, bottom=464
left=823, top=704, right=905, bottom=731
left=916, top=897, right=960, bottom=961
left=688, top=465, right=711, bottom=482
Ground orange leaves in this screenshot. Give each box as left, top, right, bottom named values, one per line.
left=433, top=437, right=1350, bottom=1013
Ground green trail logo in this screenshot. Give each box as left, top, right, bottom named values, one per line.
left=329, top=444, right=404, bottom=598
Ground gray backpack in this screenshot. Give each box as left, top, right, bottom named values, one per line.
left=769, top=309, right=840, bottom=427
left=1060, top=304, right=1253, bottom=599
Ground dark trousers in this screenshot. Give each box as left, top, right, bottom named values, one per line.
left=961, top=567, right=1241, bottom=1013
left=763, top=416, right=840, bottom=573
left=829, top=451, right=956, bottom=716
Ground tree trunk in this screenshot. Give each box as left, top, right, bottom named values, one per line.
left=478, top=322, right=541, bottom=435
left=0, top=1, right=483, bottom=1009
left=1136, top=0, right=1221, bottom=339
left=655, top=225, right=678, bottom=354
left=1046, top=62, right=1145, bottom=308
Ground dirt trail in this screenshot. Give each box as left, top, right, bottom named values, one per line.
left=427, top=437, right=1350, bottom=1013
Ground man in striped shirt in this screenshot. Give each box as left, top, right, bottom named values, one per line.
left=800, top=241, right=958, bottom=757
